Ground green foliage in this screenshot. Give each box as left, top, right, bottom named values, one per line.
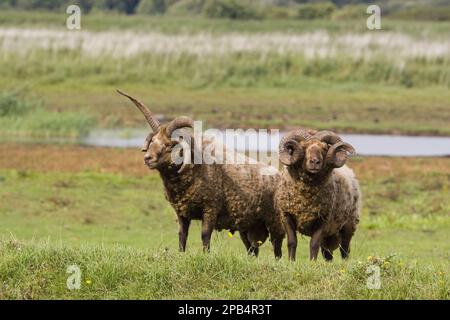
left=93, top=0, right=140, bottom=14
left=136, top=0, right=168, bottom=15
left=296, top=2, right=336, bottom=19
left=331, top=4, right=366, bottom=20
left=2, top=0, right=450, bottom=21
left=13, top=0, right=66, bottom=10
left=264, top=6, right=293, bottom=19
left=390, top=6, right=450, bottom=21
left=0, top=12, right=449, bottom=135
left=0, top=91, right=94, bottom=138
left=203, top=0, right=261, bottom=19
left=166, top=0, right=206, bottom=15
left=0, top=91, right=35, bottom=117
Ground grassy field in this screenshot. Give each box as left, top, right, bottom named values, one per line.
left=0, top=11, right=449, bottom=137
left=0, top=10, right=448, bottom=300
left=0, top=143, right=448, bottom=299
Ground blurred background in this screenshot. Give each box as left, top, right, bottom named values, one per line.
left=0, top=0, right=449, bottom=137
left=0, top=0, right=448, bottom=299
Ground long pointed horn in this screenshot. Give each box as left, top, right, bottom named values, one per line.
left=116, top=89, right=160, bottom=132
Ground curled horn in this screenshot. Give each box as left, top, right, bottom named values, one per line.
left=313, top=130, right=342, bottom=145
left=116, top=89, right=161, bottom=132
left=278, top=129, right=314, bottom=166
left=314, top=131, right=355, bottom=168
left=166, top=116, right=194, bottom=137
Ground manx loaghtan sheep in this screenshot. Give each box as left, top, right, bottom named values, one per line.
left=117, top=90, right=285, bottom=258
left=274, top=129, right=361, bottom=261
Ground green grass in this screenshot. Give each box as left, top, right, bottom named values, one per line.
left=0, top=12, right=449, bottom=136
left=0, top=239, right=448, bottom=299
left=0, top=91, right=94, bottom=138
left=1, top=52, right=449, bottom=135
left=0, top=156, right=448, bottom=299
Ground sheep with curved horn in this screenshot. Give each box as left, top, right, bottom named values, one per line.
left=275, top=129, right=361, bottom=261
left=117, top=90, right=284, bottom=258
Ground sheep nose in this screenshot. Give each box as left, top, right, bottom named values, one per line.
left=144, top=154, right=153, bottom=162
left=309, top=158, right=320, bottom=165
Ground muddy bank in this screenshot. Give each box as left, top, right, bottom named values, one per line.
left=1, top=143, right=449, bottom=179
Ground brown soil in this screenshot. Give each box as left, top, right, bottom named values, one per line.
left=0, top=143, right=448, bottom=178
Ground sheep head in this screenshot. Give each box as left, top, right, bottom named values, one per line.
left=117, top=90, right=193, bottom=173
left=279, top=129, right=355, bottom=175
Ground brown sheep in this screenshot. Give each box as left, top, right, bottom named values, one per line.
left=117, top=90, right=284, bottom=258
left=274, top=129, right=361, bottom=261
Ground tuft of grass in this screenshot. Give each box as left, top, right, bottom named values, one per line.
left=0, top=239, right=448, bottom=299
left=0, top=91, right=34, bottom=117
left=0, top=91, right=94, bottom=138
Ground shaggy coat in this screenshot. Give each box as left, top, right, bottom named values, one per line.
left=157, top=128, right=285, bottom=257
left=118, top=90, right=284, bottom=258
left=274, top=129, right=361, bottom=261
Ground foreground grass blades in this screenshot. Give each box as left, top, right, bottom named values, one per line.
left=0, top=239, right=448, bottom=299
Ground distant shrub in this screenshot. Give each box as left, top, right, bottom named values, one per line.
left=0, top=91, right=35, bottom=117
left=12, top=0, right=67, bottom=10
left=93, top=0, right=140, bottom=14
left=167, top=0, right=206, bottom=15
left=389, top=6, right=450, bottom=21
left=331, top=4, right=366, bottom=20
left=137, top=0, right=176, bottom=15
left=265, top=6, right=293, bottom=19
left=203, top=0, right=261, bottom=19
left=296, top=2, right=336, bottom=20
left=0, top=0, right=14, bottom=9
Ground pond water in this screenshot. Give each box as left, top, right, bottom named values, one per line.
left=82, top=129, right=450, bottom=157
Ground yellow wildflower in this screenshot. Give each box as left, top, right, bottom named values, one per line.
left=257, top=241, right=263, bottom=246
left=227, top=231, right=233, bottom=238
left=85, top=279, right=92, bottom=285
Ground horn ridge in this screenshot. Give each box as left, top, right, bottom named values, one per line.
left=166, top=116, right=194, bottom=137
left=116, top=89, right=161, bottom=132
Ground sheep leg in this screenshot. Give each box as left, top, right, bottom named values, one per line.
left=178, top=216, right=190, bottom=252
left=339, top=224, right=355, bottom=259
left=239, top=231, right=259, bottom=257
left=271, top=237, right=283, bottom=260
left=201, top=217, right=215, bottom=253
left=283, top=215, right=297, bottom=261
left=267, top=223, right=283, bottom=259
left=309, top=227, right=324, bottom=261
left=321, top=247, right=333, bottom=261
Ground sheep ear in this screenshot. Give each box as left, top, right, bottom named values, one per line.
left=328, top=142, right=355, bottom=168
